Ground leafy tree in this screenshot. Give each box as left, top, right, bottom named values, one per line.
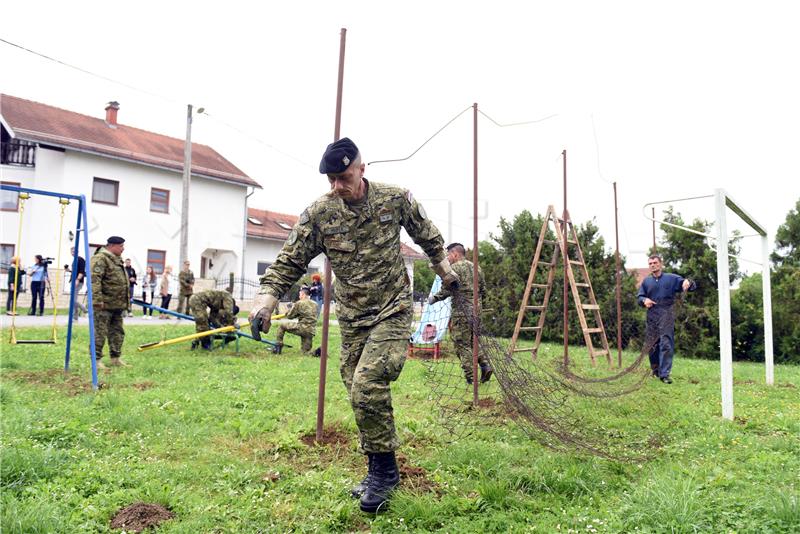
left=770, top=198, right=800, bottom=363
left=770, top=198, right=800, bottom=269
left=413, top=259, right=435, bottom=302
left=730, top=273, right=765, bottom=361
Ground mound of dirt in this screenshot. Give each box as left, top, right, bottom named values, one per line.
left=300, top=425, right=352, bottom=447
left=110, top=502, right=174, bottom=532
left=396, top=453, right=439, bottom=494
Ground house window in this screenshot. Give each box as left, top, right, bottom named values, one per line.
left=1, top=182, right=20, bottom=211
left=147, top=249, right=166, bottom=274
left=1, top=244, right=14, bottom=272
left=257, top=261, right=273, bottom=276
left=150, top=188, right=170, bottom=213
left=92, top=177, right=119, bottom=205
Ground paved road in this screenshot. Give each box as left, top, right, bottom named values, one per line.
left=0, top=313, right=191, bottom=329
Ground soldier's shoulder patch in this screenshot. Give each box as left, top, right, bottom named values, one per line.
left=417, top=201, right=427, bottom=219
left=406, top=190, right=414, bottom=204
left=287, top=229, right=298, bottom=246
left=299, top=209, right=310, bottom=225
left=93, top=265, right=102, bottom=273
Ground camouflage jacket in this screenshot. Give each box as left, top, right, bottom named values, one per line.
left=90, top=248, right=129, bottom=310
left=431, top=258, right=486, bottom=310
left=259, top=180, right=445, bottom=327
left=191, top=289, right=235, bottom=325
left=286, top=298, right=318, bottom=332
left=179, top=270, right=195, bottom=294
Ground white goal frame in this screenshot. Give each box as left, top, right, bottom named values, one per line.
left=643, top=189, right=774, bottom=421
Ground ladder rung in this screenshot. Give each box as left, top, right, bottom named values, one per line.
left=592, top=350, right=609, bottom=357
left=566, top=239, right=577, bottom=244
left=519, top=326, right=542, bottom=331
left=574, top=282, right=589, bottom=288
left=531, top=283, right=548, bottom=288
left=569, top=260, right=584, bottom=265
left=524, top=306, right=544, bottom=311
left=512, top=347, right=538, bottom=353
left=582, top=304, right=600, bottom=310
left=584, top=328, right=603, bottom=334
left=542, top=239, right=558, bottom=245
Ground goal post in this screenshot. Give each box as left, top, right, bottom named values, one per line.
left=643, top=189, right=774, bottom=421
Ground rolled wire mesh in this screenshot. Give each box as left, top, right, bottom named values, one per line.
left=420, top=291, right=675, bottom=461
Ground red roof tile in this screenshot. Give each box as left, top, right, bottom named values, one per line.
left=0, top=94, right=259, bottom=188
left=247, top=207, right=427, bottom=260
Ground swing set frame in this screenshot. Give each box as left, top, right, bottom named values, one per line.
left=1, top=184, right=100, bottom=390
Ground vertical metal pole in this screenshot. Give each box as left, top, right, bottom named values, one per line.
left=715, top=189, right=734, bottom=420
left=64, top=198, right=82, bottom=371
left=472, top=103, right=479, bottom=405
left=80, top=197, right=99, bottom=390
left=318, top=27, right=347, bottom=442
left=762, top=234, right=774, bottom=385
left=562, top=150, right=569, bottom=368
left=180, top=104, right=193, bottom=267
left=651, top=207, right=657, bottom=253
left=613, top=182, right=622, bottom=368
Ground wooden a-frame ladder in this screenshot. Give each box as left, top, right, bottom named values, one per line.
left=508, top=205, right=611, bottom=366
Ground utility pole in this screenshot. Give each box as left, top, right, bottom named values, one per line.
left=180, top=104, right=202, bottom=268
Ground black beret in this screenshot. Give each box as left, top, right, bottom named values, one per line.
left=319, top=137, right=359, bottom=174
left=107, top=236, right=125, bottom=244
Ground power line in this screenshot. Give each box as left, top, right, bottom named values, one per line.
left=478, top=110, right=559, bottom=127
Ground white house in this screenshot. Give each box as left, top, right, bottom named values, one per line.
left=0, top=94, right=260, bottom=285
left=244, top=206, right=426, bottom=291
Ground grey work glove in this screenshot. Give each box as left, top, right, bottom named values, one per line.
left=427, top=295, right=437, bottom=306
left=249, top=292, right=279, bottom=341
left=432, top=259, right=460, bottom=290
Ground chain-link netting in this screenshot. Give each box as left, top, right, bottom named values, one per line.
left=416, top=284, right=679, bottom=461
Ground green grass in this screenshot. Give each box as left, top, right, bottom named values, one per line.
left=1, top=323, right=798, bottom=533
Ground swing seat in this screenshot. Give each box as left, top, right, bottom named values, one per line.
left=13, top=340, right=56, bottom=345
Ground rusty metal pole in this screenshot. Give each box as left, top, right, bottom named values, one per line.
left=651, top=207, right=657, bottom=253
left=472, top=103, right=479, bottom=405
left=613, top=182, right=622, bottom=368
left=562, top=150, right=569, bottom=369
left=317, top=27, right=347, bottom=443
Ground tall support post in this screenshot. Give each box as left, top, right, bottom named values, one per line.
left=715, top=189, right=734, bottom=420
left=613, top=182, right=622, bottom=368
left=472, top=103, right=479, bottom=405
left=65, top=196, right=82, bottom=370
left=762, top=235, right=774, bottom=385
left=317, top=27, right=347, bottom=442
left=180, top=104, right=193, bottom=267
left=562, top=150, right=569, bottom=368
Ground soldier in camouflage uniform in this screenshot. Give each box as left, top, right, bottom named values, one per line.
left=273, top=286, right=318, bottom=354
left=177, top=260, right=195, bottom=314
left=429, top=242, right=492, bottom=384
left=249, top=138, right=459, bottom=513
left=189, top=288, right=239, bottom=350
left=90, top=236, right=130, bottom=369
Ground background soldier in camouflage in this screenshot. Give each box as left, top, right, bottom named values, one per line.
left=91, top=236, right=130, bottom=369
left=429, top=242, right=492, bottom=384
left=176, top=260, right=195, bottom=314
left=273, top=286, right=317, bottom=354
left=249, top=138, right=459, bottom=513
left=189, top=288, right=239, bottom=350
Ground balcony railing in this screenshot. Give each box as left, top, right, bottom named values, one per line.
left=1, top=140, right=36, bottom=167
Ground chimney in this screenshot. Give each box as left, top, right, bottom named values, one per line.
left=105, top=101, right=120, bottom=126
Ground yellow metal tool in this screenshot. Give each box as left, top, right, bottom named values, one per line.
left=137, top=314, right=285, bottom=352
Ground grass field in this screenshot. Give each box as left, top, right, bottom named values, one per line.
left=1, top=323, right=798, bottom=533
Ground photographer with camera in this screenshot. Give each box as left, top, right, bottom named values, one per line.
left=27, top=254, right=51, bottom=316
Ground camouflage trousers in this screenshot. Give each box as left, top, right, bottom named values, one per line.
left=176, top=293, right=192, bottom=314
left=274, top=319, right=314, bottom=353
left=190, top=305, right=220, bottom=333
left=451, top=312, right=487, bottom=382
left=339, top=307, right=412, bottom=454
left=94, top=308, right=125, bottom=359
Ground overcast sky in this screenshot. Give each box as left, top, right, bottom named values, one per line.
left=2, top=1, right=798, bottom=273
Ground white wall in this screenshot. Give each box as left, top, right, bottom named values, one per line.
left=1, top=147, right=247, bottom=282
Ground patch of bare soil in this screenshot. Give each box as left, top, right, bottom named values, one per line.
left=396, top=453, right=439, bottom=495
left=688, top=378, right=700, bottom=384
left=300, top=424, right=353, bottom=448
left=734, top=379, right=756, bottom=385
left=6, top=369, right=97, bottom=396
left=130, top=381, right=155, bottom=391
left=110, top=502, right=174, bottom=532
left=734, top=416, right=749, bottom=425
left=778, top=382, right=796, bottom=389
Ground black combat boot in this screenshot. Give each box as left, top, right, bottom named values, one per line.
left=272, top=343, right=283, bottom=355
left=359, top=452, right=400, bottom=513
left=201, top=337, right=213, bottom=351
left=479, top=362, right=493, bottom=383
left=350, top=454, right=373, bottom=499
